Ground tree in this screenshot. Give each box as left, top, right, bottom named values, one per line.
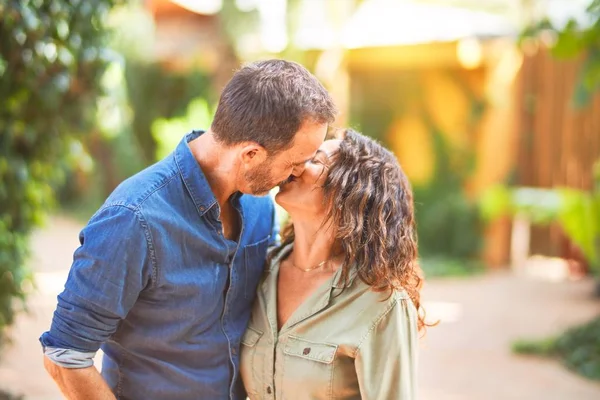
left=0, top=0, right=120, bottom=344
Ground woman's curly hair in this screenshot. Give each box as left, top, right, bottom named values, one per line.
left=271, top=129, right=427, bottom=332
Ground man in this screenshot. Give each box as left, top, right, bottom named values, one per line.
left=40, top=59, right=337, bottom=400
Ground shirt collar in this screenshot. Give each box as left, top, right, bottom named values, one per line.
left=332, top=262, right=359, bottom=289
left=174, top=130, right=217, bottom=216
left=261, top=242, right=359, bottom=334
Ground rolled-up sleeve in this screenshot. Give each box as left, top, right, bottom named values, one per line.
left=355, top=294, right=419, bottom=400
left=40, top=205, right=153, bottom=361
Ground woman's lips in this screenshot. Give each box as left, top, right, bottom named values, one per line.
left=279, top=175, right=296, bottom=187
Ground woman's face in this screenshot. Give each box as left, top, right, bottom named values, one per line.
left=275, top=139, right=342, bottom=216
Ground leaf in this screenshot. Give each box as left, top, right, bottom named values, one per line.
left=151, top=97, right=216, bottom=160
left=556, top=189, right=598, bottom=267
left=551, top=20, right=585, bottom=59
left=478, top=184, right=511, bottom=222
left=510, top=187, right=563, bottom=224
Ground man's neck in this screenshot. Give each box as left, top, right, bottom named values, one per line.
left=188, top=130, right=238, bottom=207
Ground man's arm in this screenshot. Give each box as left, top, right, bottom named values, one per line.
left=44, top=356, right=116, bottom=400
left=40, top=205, right=153, bottom=398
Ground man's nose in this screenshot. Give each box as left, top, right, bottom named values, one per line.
left=292, top=163, right=307, bottom=176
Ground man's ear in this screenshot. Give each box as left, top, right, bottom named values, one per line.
left=239, top=142, right=268, bottom=167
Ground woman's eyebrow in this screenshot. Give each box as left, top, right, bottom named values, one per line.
left=314, top=149, right=330, bottom=158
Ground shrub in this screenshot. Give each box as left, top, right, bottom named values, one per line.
left=0, top=0, right=119, bottom=344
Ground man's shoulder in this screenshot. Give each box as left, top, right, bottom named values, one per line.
left=104, top=155, right=180, bottom=211
left=239, top=193, right=275, bottom=215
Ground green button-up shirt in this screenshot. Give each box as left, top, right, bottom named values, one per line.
left=240, top=245, right=419, bottom=399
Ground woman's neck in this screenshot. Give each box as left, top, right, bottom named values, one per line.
left=290, top=214, right=338, bottom=270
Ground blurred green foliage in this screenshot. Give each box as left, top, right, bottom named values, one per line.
left=419, top=257, right=485, bottom=278
left=509, top=5, right=600, bottom=377
left=522, top=0, right=600, bottom=107
left=513, top=316, right=600, bottom=381
left=0, top=0, right=120, bottom=343
left=413, top=125, right=483, bottom=262
left=349, top=71, right=485, bottom=272
left=126, top=63, right=213, bottom=164
left=57, top=60, right=145, bottom=219
left=59, top=63, right=214, bottom=220
left=480, top=160, right=600, bottom=276
left=152, top=98, right=216, bottom=160
left=58, top=1, right=215, bottom=217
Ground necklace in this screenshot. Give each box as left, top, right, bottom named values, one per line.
left=291, top=258, right=332, bottom=272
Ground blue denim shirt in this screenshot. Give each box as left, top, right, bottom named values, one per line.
left=40, top=131, right=278, bottom=399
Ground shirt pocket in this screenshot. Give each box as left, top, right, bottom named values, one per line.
left=240, top=326, right=264, bottom=397
left=244, top=236, right=270, bottom=299
left=282, top=336, right=338, bottom=399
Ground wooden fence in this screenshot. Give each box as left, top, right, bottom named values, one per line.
left=515, top=48, right=600, bottom=260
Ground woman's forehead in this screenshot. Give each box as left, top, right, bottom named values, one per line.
left=319, top=139, right=342, bottom=154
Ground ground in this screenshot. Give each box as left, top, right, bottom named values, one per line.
left=1, top=215, right=599, bottom=399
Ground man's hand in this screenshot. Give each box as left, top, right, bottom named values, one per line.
left=44, top=356, right=116, bottom=400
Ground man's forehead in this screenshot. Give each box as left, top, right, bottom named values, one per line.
left=295, top=122, right=328, bottom=143
left=283, top=122, right=327, bottom=162
left=289, top=150, right=316, bottom=166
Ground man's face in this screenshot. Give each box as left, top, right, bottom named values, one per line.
left=244, top=121, right=328, bottom=196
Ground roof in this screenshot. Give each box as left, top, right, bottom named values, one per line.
left=296, top=0, right=516, bottom=50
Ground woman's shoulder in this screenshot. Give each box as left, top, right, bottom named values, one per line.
left=344, top=278, right=414, bottom=319
left=342, top=282, right=418, bottom=351
left=350, top=275, right=411, bottom=300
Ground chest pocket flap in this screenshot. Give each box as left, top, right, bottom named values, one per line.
left=284, top=336, right=338, bottom=364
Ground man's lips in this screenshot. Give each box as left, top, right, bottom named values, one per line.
left=279, top=175, right=296, bottom=186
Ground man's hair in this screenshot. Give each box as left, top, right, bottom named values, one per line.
left=211, top=59, right=337, bottom=154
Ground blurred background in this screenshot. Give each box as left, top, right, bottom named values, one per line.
left=1, top=0, right=600, bottom=399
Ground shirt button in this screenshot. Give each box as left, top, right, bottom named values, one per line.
left=266, top=386, right=272, bottom=394
left=303, top=347, right=311, bottom=355
left=231, top=347, right=237, bottom=355
left=199, top=206, right=205, bottom=211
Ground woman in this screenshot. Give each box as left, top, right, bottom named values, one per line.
left=240, top=129, right=425, bottom=399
